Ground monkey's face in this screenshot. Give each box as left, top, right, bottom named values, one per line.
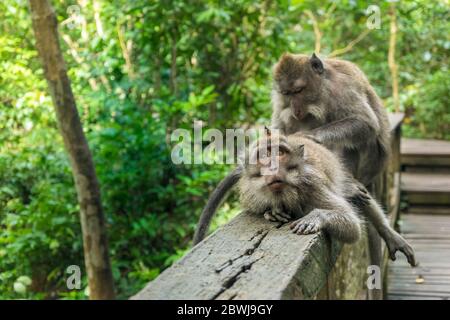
left=238, top=134, right=308, bottom=215
left=242, top=136, right=305, bottom=199
left=273, top=53, right=324, bottom=120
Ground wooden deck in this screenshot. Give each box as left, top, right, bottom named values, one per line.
left=387, top=214, right=450, bottom=300
left=401, top=173, right=450, bottom=206
left=401, top=138, right=450, bottom=167
left=387, top=138, right=450, bottom=300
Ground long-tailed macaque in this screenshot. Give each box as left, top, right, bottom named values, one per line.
left=193, top=53, right=415, bottom=267
left=239, top=131, right=362, bottom=244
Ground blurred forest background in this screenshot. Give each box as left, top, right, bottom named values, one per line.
left=0, top=0, right=448, bottom=299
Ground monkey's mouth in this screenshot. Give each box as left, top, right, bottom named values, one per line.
left=267, top=180, right=285, bottom=190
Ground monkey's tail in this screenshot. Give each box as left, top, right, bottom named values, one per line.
left=193, top=166, right=243, bottom=245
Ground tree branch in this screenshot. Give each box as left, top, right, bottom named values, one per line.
left=328, top=28, right=372, bottom=58
left=304, top=10, right=322, bottom=54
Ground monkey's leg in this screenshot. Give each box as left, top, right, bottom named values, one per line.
left=363, top=197, right=416, bottom=267
left=193, top=167, right=242, bottom=245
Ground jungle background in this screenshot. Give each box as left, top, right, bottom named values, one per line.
left=0, top=0, right=448, bottom=299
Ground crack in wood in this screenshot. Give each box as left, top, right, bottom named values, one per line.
left=215, top=230, right=269, bottom=273
left=211, top=230, right=269, bottom=299
left=211, top=256, right=264, bottom=300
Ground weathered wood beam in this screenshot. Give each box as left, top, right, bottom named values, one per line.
left=132, top=211, right=368, bottom=300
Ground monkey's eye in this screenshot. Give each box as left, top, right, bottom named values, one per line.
left=287, top=163, right=298, bottom=171
left=280, top=87, right=304, bottom=96
left=277, top=149, right=285, bottom=156
left=292, top=87, right=304, bottom=94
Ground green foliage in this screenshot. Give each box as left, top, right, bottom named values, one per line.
left=402, top=70, right=450, bottom=140
left=0, top=0, right=448, bottom=299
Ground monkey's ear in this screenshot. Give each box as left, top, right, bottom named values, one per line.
left=310, top=53, right=324, bottom=74
left=298, top=144, right=305, bottom=158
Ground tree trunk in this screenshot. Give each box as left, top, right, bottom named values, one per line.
left=29, top=0, right=115, bottom=299
left=388, top=3, right=400, bottom=113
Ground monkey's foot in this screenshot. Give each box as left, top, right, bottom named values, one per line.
left=290, top=213, right=324, bottom=235
left=264, top=208, right=291, bottom=223
left=385, top=233, right=417, bottom=267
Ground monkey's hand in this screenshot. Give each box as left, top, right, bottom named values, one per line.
left=385, top=232, right=417, bottom=267
left=290, top=211, right=324, bottom=235
left=349, top=184, right=371, bottom=208
left=264, top=207, right=291, bottom=223
left=303, top=134, right=324, bottom=145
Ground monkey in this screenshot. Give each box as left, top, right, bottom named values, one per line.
left=238, top=130, right=362, bottom=244
left=270, top=53, right=390, bottom=186
left=193, top=53, right=416, bottom=267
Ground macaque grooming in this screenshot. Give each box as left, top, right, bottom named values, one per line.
left=194, top=53, right=416, bottom=267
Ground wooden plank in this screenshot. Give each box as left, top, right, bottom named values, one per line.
left=388, top=283, right=450, bottom=293
left=388, top=290, right=450, bottom=298
left=404, top=167, right=450, bottom=173
left=401, top=138, right=450, bottom=157
left=401, top=173, right=450, bottom=193
left=401, top=173, right=450, bottom=206
left=404, top=206, right=450, bottom=215
left=401, top=138, right=450, bottom=167
left=388, top=293, right=448, bottom=300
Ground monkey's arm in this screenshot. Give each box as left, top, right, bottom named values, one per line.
left=193, top=167, right=242, bottom=245
left=361, top=196, right=416, bottom=266
left=290, top=188, right=361, bottom=244
left=311, top=116, right=377, bottom=149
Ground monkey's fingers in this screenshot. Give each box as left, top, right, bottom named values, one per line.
left=272, top=213, right=289, bottom=223
left=388, top=248, right=397, bottom=261
left=264, top=212, right=278, bottom=222
left=350, top=194, right=370, bottom=207
left=400, top=245, right=417, bottom=267
left=357, top=184, right=369, bottom=194
left=303, top=222, right=320, bottom=234
left=290, top=220, right=306, bottom=234
left=273, top=209, right=291, bottom=221
left=304, top=134, right=323, bottom=145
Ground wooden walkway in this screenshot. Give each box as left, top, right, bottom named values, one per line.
left=387, top=138, right=450, bottom=300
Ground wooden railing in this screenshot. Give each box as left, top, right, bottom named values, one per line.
left=132, top=113, right=404, bottom=300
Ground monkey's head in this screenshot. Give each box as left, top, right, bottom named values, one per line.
left=238, top=131, right=307, bottom=214
left=272, top=53, right=325, bottom=121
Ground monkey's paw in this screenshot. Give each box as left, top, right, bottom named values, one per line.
left=263, top=208, right=291, bottom=223
left=349, top=184, right=371, bottom=208
left=304, top=134, right=323, bottom=145
left=290, top=213, right=324, bottom=235
left=385, top=233, right=417, bottom=267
